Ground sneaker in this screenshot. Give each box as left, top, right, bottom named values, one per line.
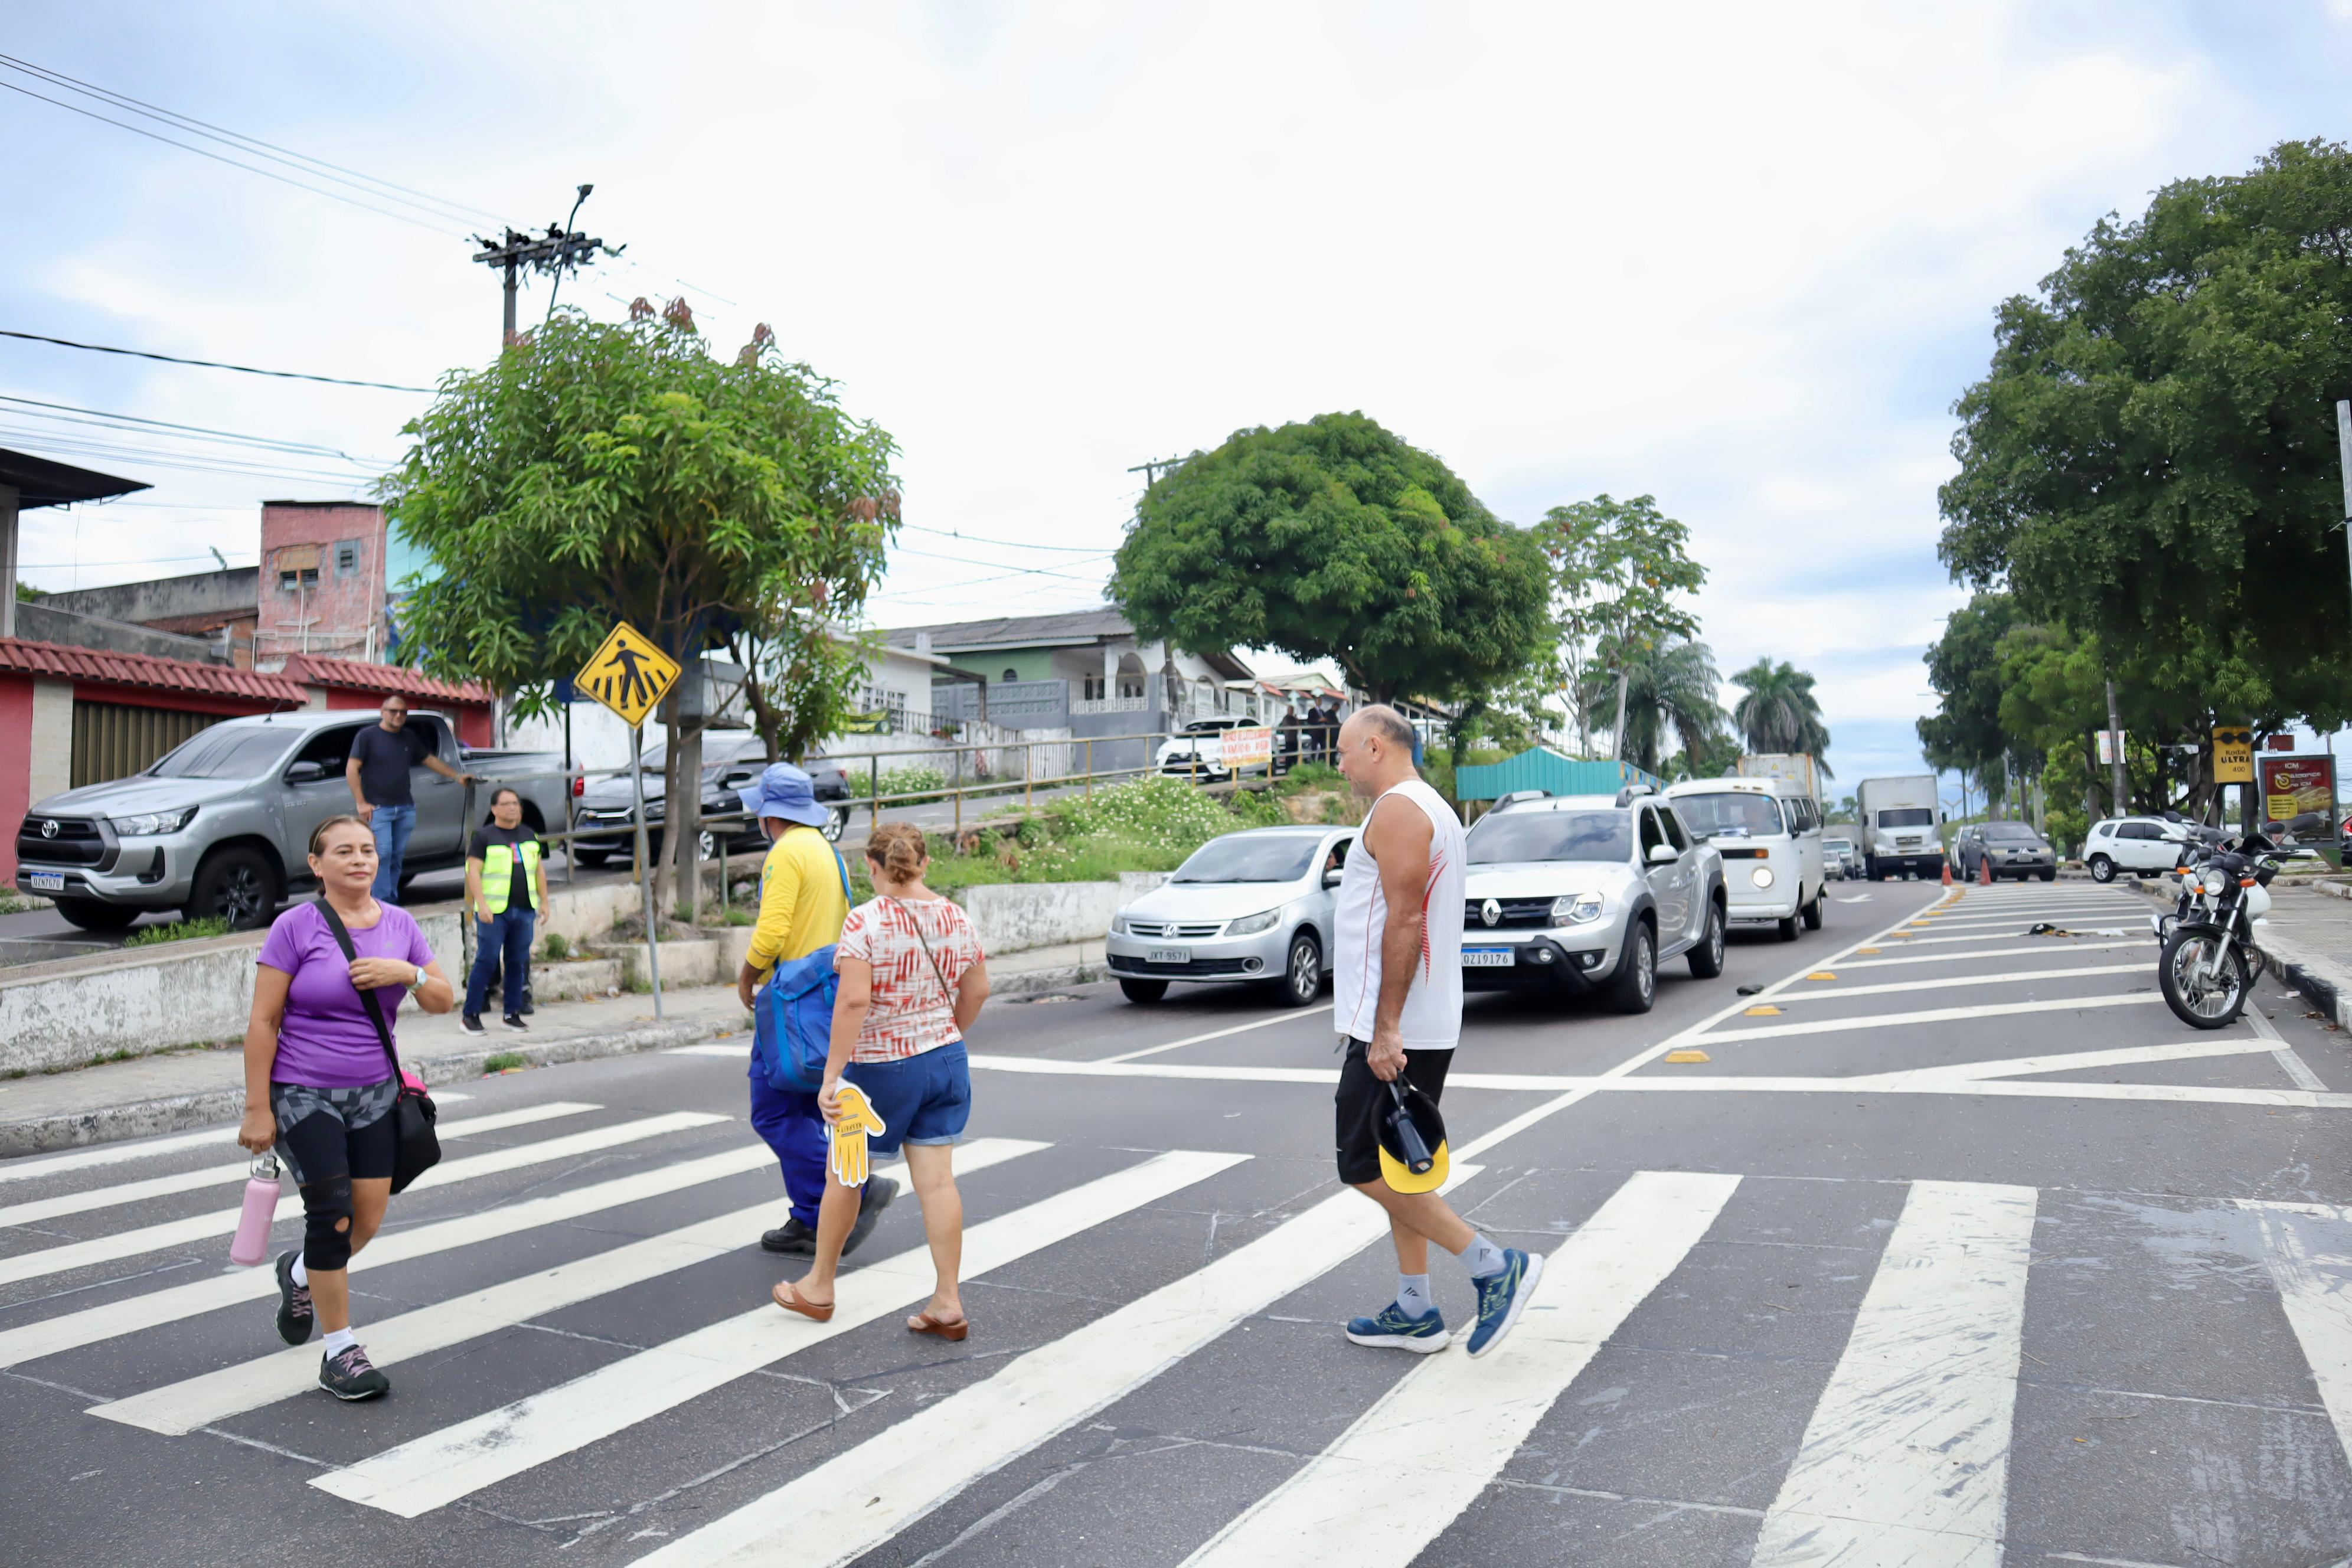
left=459, top=1014, right=486, bottom=1036
left=840, top=1175, right=899, bottom=1258
left=318, top=1342, right=390, bottom=1401
left=501, top=1014, right=530, bottom=1032
left=1465, top=1249, right=1544, bottom=1359
left=760, top=1218, right=816, bottom=1255
left=273, top=1249, right=314, bottom=1346
left=1344, top=1300, right=1450, bottom=1353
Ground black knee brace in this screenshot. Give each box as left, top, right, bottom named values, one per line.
left=303, top=1176, right=355, bottom=1272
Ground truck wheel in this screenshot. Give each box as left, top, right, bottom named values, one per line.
left=1608, top=922, right=1657, bottom=1013
left=2088, top=854, right=2116, bottom=884
left=2040, top=867, right=2056, bottom=882
left=1801, top=889, right=1824, bottom=930
left=190, top=847, right=281, bottom=930
left=53, top=897, right=141, bottom=932
left=1119, top=978, right=1169, bottom=1004
left=1686, top=897, right=1726, bottom=979
left=573, top=848, right=611, bottom=868
left=1776, top=912, right=1801, bottom=942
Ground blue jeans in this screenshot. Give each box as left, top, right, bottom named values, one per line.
left=466, top=909, right=535, bottom=1018
left=369, top=803, right=416, bottom=901
left=747, top=1060, right=864, bottom=1229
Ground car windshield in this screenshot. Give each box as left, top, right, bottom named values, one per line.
left=1671, top=792, right=1786, bottom=838
left=1982, top=824, right=2040, bottom=842
left=1878, top=808, right=1935, bottom=828
left=1171, top=834, right=1322, bottom=883
left=1468, top=811, right=1631, bottom=864
left=147, top=726, right=295, bottom=780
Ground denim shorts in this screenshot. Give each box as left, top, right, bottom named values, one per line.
left=842, top=1042, right=970, bottom=1157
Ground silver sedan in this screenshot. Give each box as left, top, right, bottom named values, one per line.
left=1106, top=827, right=1354, bottom=1007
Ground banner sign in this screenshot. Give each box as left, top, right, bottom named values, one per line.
left=2211, top=727, right=2253, bottom=785
left=2258, top=753, right=2336, bottom=829
left=2096, top=729, right=2125, bottom=766
left=1219, top=726, right=1273, bottom=769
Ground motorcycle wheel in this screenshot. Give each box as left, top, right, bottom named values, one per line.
left=2158, top=928, right=2249, bottom=1030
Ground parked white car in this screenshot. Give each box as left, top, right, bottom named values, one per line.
left=1154, top=717, right=1261, bottom=782
left=2082, top=816, right=2196, bottom=882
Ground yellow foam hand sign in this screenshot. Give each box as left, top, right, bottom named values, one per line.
left=827, top=1083, right=888, bottom=1188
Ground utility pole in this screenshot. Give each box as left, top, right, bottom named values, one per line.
left=2103, top=678, right=2128, bottom=816
left=1126, top=456, right=1188, bottom=495
left=471, top=185, right=622, bottom=346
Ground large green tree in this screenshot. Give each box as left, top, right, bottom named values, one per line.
left=1730, top=657, right=1834, bottom=772
left=384, top=304, right=900, bottom=914
left=1938, top=139, right=2352, bottom=739
left=1107, top=412, right=1553, bottom=707
left=1538, top=494, right=1707, bottom=762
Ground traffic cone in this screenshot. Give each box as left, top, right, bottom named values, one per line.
left=1940, top=859, right=1953, bottom=887
left=1978, top=852, right=1993, bottom=887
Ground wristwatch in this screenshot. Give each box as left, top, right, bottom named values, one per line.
left=406, top=963, right=427, bottom=995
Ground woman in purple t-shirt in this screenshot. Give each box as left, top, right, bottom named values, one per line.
left=236, top=815, right=453, bottom=1400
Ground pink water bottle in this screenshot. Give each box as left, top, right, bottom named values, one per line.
left=229, top=1154, right=281, bottom=1267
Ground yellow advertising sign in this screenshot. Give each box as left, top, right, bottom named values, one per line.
left=576, top=622, right=681, bottom=729
left=2212, top=726, right=2253, bottom=784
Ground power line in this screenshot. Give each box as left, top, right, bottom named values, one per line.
left=20, top=553, right=255, bottom=569
left=0, top=52, right=509, bottom=228
left=0, top=427, right=377, bottom=486
left=0, top=394, right=391, bottom=462
left=888, top=544, right=1113, bottom=587
left=900, top=522, right=1116, bottom=555
left=0, top=328, right=432, bottom=392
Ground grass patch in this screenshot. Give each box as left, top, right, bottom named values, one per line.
left=481, top=1052, right=529, bottom=1073
left=122, top=915, right=231, bottom=948
left=0, top=891, right=53, bottom=916
left=909, top=775, right=1309, bottom=894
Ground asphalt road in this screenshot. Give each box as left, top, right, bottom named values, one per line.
left=5, top=878, right=2351, bottom=1566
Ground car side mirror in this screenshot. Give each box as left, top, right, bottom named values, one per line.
left=284, top=761, right=328, bottom=785
left=1646, top=843, right=1678, bottom=865
left=1322, top=868, right=1344, bottom=889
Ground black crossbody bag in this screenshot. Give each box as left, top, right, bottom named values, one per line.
left=314, top=899, right=442, bottom=1193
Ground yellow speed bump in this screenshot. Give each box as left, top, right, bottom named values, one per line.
left=1743, top=1004, right=1782, bottom=1016
left=1664, top=1049, right=1711, bottom=1064
left=1805, top=972, right=1837, bottom=981
left=1856, top=947, right=1881, bottom=955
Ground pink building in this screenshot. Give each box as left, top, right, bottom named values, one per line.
left=253, top=500, right=391, bottom=665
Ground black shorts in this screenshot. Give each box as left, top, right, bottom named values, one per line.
left=1334, top=1038, right=1453, bottom=1186
left=272, top=1078, right=398, bottom=1187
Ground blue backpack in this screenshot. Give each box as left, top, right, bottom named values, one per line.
left=750, top=848, right=856, bottom=1095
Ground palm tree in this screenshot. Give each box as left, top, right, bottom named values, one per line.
left=1580, top=636, right=1724, bottom=776
left=1731, top=658, right=1833, bottom=774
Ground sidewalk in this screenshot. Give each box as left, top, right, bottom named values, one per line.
left=0, top=940, right=1109, bottom=1157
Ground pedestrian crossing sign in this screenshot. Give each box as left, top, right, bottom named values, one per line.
left=576, top=622, right=681, bottom=728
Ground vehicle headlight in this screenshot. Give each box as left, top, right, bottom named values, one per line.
left=1227, top=909, right=1281, bottom=935
left=111, top=806, right=198, bottom=837
left=1751, top=866, right=1776, bottom=889
left=1110, top=914, right=1129, bottom=935
left=2201, top=870, right=2226, bottom=896
left=1550, top=893, right=1604, bottom=925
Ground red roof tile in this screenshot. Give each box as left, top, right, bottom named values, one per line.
left=279, top=654, right=495, bottom=705
left=0, top=636, right=306, bottom=705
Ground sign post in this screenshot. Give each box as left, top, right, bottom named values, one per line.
left=576, top=622, right=682, bottom=1018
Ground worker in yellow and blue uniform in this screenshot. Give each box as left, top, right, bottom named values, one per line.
left=733, top=762, right=894, bottom=1256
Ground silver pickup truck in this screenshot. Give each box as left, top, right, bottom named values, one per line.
left=12, top=709, right=573, bottom=931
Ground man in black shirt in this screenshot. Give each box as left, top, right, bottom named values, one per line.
left=344, top=696, right=472, bottom=902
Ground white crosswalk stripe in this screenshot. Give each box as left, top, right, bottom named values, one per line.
left=0, top=1110, right=728, bottom=1289
left=0, top=1102, right=599, bottom=1229
left=2242, top=1199, right=2352, bottom=1471
left=311, top=1146, right=1247, bottom=1515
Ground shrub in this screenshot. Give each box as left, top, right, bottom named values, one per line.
left=540, top=931, right=572, bottom=961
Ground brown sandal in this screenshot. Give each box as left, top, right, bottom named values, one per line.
left=907, top=1309, right=968, bottom=1342
left=772, top=1280, right=835, bottom=1322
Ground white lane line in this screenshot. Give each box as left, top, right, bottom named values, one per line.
left=1831, top=940, right=2145, bottom=970
left=664, top=1043, right=752, bottom=1057
left=312, top=1148, right=1249, bottom=1516
left=2243, top=1005, right=2330, bottom=1093
left=92, top=1139, right=1048, bottom=1436
left=0, top=1111, right=727, bottom=1290
left=1855, top=1038, right=2282, bottom=1084
left=623, top=1159, right=1481, bottom=1568
left=971, top=1056, right=2352, bottom=1109
left=1753, top=1178, right=2036, bottom=1566
left=1779, top=963, right=2148, bottom=1002
left=1181, top=1170, right=1741, bottom=1568
left=1693, top=992, right=2162, bottom=1044
left=0, top=1103, right=602, bottom=1229
left=0, top=1142, right=778, bottom=1370
left=2243, top=1202, right=2352, bottom=1471
left=0, top=1126, right=258, bottom=1186
left=1886, top=927, right=2135, bottom=946
left=1097, top=1005, right=1334, bottom=1064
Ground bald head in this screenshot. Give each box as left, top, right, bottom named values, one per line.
left=1337, top=703, right=1418, bottom=797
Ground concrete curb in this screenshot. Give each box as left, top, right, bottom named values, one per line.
left=0, top=1017, right=733, bottom=1159
left=989, top=960, right=1109, bottom=997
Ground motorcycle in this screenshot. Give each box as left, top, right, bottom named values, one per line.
left=2152, top=811, right=2325, bottom=1029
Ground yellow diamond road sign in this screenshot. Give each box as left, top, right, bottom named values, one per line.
left=577, top=622, right=681, bottom=729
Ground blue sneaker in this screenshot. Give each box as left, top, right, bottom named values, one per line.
left=1344, top=1300, right=1451, bottom=1353
left=1465, top=1249, right=1544, bottom=1359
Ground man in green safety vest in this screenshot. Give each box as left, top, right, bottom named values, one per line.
left=462, top=786, right=549, bottom=1034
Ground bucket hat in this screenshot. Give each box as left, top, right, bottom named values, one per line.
left=1377, top=1079, right=1449, bottom=1195
left=739, top=762, right=832, bottom=829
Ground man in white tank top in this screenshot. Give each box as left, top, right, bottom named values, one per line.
left=1329, top=705, right=1543, bottom=1360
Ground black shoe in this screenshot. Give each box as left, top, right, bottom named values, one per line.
left=760, top=1219, right=816, bottom=1255
left=319, top=1342, right=390, bottom=1401
left=840, top=1176, right=899, bottom=1259
left=459, top=1014, right=486, bottom=1036
left=274, top=1249, right=314, bottom=1345
left=501, top=1014, right=529, bottom=1032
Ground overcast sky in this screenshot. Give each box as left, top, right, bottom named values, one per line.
left=5, top=2, right=2347, bottom=788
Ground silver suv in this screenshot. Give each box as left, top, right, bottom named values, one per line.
left=1458, top=790, right=1727, bottom=1013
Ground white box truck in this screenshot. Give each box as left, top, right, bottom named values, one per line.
left=1736, top=753, right=1821, bottom=799
left=1856, top=775, right=1943, bottom=880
